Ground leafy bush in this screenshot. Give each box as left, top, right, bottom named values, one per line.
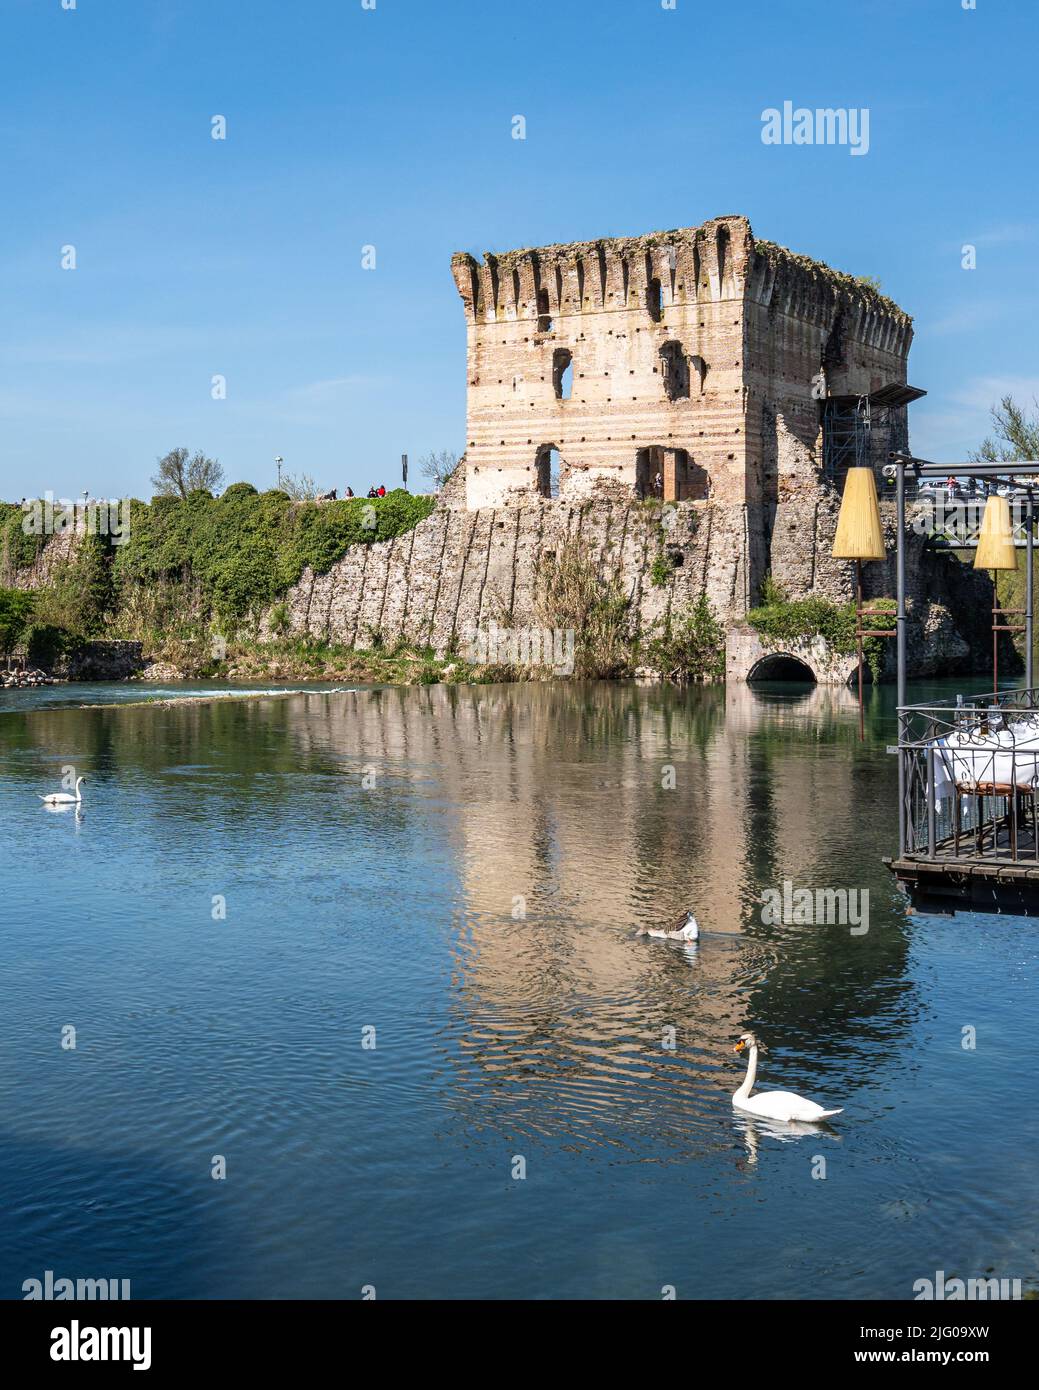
left=643, top=593, right=726, bottom=682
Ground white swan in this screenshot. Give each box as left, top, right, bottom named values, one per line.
left=732, top=1031, right=842, bottom=1122
left=39, top=776, right=86, bottom=806
left=637, top=909, right=699, bottom=941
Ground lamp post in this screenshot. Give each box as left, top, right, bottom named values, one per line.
left=974, top=494, right=1020, bottom=693
left=832, top=467, right=896, bottom=740
left=275, top=456, right=284, bottom=489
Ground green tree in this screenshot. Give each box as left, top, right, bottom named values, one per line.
left=152, top=447, right=226, bottom=499
left=0, top=587, right=35, bottom=663
left=971, top=395, right=1039, bottom=463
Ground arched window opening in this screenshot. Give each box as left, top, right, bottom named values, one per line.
left=536, top=445, right=562, bottom=498
left=660, top=341, right=689, bottom=400
left=552, top=349, right=573, bottom=401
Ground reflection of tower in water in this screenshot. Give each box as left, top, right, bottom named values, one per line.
left=284, top=681, right=910, bottom=1153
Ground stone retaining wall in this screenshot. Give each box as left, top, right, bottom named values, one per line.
left=278, top=491, right=991, bottom=677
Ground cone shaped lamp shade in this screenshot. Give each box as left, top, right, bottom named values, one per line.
left=832, top=468, right=886, bottom=560
left=974, top=495, right=1018, bottom=570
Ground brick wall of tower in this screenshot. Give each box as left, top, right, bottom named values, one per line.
left=451, top=216, right=755, bottom=510
left=452, top=216, right=915, bottom=536
left=742, top=242, right=914, bottom=509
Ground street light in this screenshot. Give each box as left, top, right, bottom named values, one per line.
left=832, top=467, right=896, bottom=740
left=274, top=456, right=284, bottom=488
left=974, top=494, right=1020, bottom=692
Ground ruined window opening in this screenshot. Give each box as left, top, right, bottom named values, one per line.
left=535, top=445, right=562, bottom=498
left=635, top=446, right=665, bottom=499
left=596, top=244, right=608, bottom=304
left=553, top=349, right=573, bottom=401
left=660, top=341, right=689, bottom=400
left=512, top=269, right=521, bottom=313
left=716, top=226, right=730, bottom=288
left=647, top=277, right=663, bottom=322
left=537, top=289, right=552, bottom=333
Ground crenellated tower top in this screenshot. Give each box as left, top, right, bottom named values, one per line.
left=452, top=214, right=911, bottom=356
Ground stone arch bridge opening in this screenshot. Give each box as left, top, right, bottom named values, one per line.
left=746, top=653, right=818, bottom=684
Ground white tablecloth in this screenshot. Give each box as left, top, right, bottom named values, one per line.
left=932, top=718, right=1039, bottom=805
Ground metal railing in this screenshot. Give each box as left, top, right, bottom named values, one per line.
left=897, top=689, right=1039, bottom=862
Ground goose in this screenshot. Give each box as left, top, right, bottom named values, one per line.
left=39, top=776, right=86, bottom=806
left=637, top=909, right=699, bottom=941
left=732, top=1031, right=842, bottom=1123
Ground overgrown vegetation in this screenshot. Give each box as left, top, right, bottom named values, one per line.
left=0, top=587, right=34, bottom=661
left=649, top=549, right=677, bottom=587
left=35, top=532, right=116, bottom=636
left=534, top=540, right=632, bottom=679
left=0, top=486, right=437, bottom=669
left=111, top=487, right=435, bottom=629
left=747, top=579, right=895, bottom=683
left=1, top=504, right=44, bottom=575
left=642, top=594, right=726, bottom=683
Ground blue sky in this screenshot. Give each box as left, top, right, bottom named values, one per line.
left=1, top=0, right=1036, bottom=501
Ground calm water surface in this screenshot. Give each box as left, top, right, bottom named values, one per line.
left=1, top=676, right=1036, bottom=1300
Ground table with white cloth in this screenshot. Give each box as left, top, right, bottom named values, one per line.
left=931, top=717, right=1039, bottom=808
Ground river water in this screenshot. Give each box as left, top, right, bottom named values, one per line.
left=0, top=676, right=1036, bottom=1299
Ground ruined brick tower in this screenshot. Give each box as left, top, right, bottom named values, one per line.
left=451, top=215, right=919, bottom=515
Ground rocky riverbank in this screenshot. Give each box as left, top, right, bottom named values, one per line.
left=1, top=668, right=64, bottom=689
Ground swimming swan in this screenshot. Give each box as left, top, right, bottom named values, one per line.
left=40, top=776, right=86, bottom=806
left=732, top=1032, right=842, bottom=1122
left=637, top=910, right=699, bottom=941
